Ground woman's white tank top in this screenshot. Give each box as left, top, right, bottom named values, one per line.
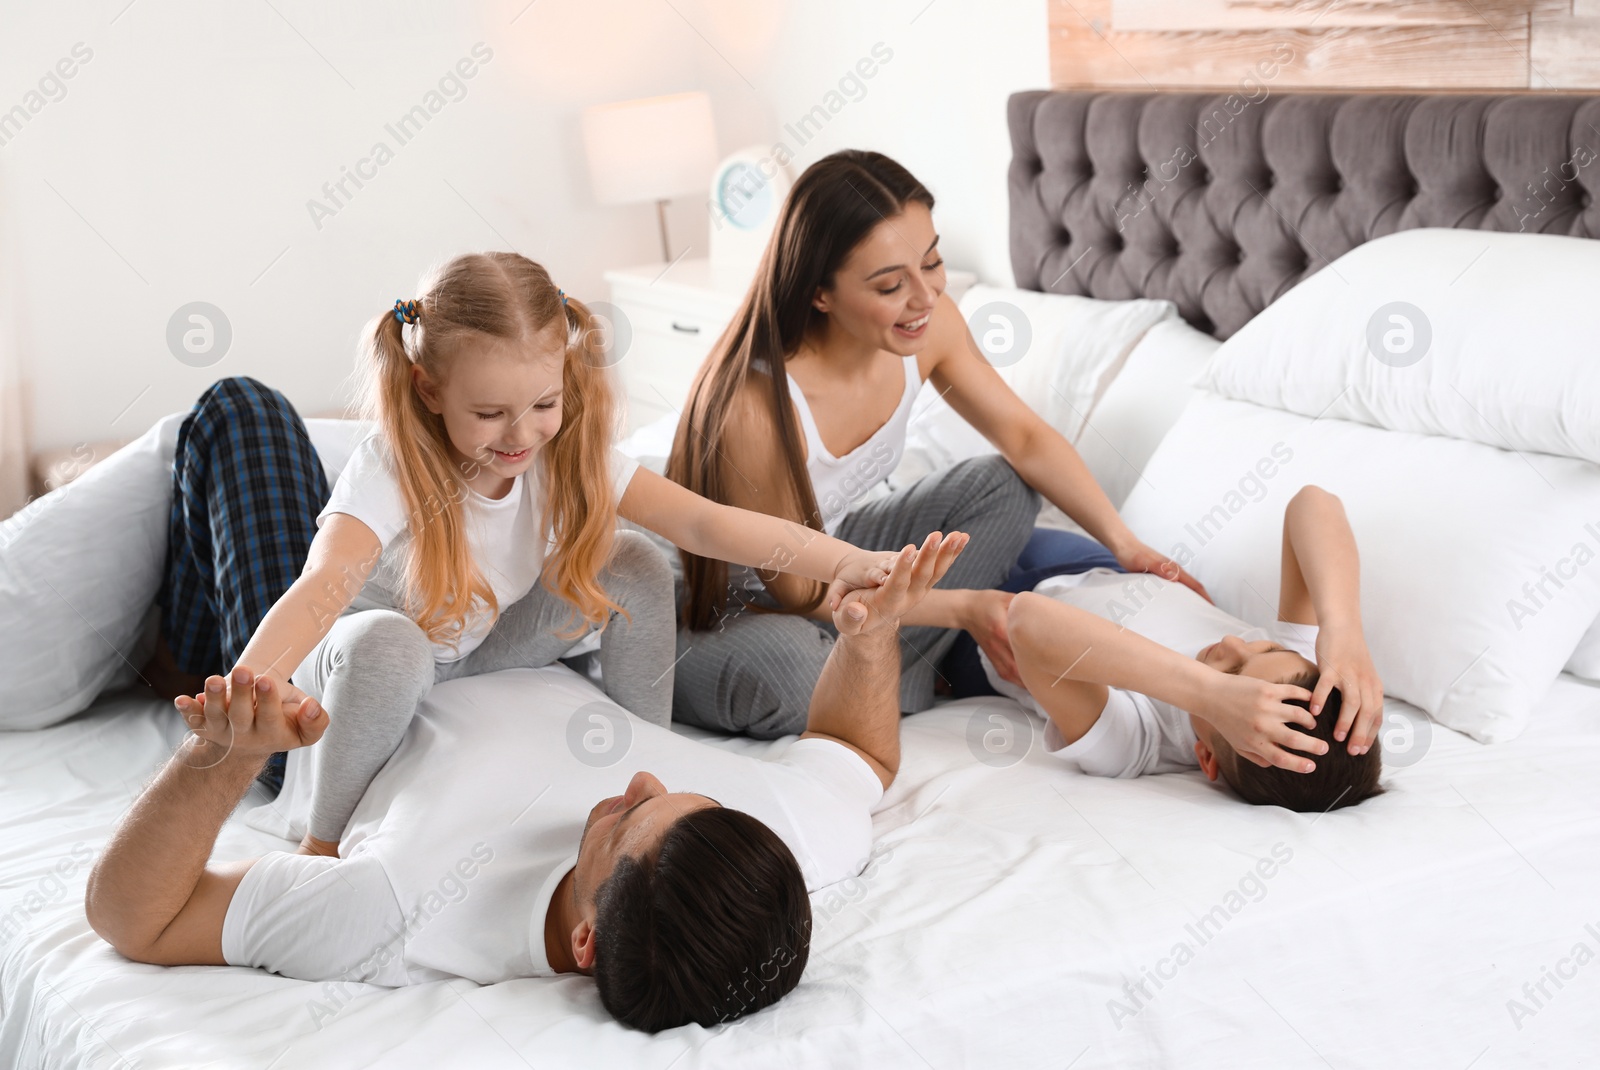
left=790, top=354, right=921, bottom=536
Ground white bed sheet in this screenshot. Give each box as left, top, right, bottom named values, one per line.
left=3, top=675, right=1598, bottom=1069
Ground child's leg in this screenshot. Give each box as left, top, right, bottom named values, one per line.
left=591, top=530, right=677, bottom=726
left=451, top=530, right=678, bottom=727
left=292, top=609, right=436, bottom=844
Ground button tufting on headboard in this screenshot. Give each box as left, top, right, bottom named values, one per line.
left=1008, top=90, right=1600, bottom=338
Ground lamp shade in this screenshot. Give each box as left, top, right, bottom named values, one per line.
left=581, top=91, right=718, bottom=205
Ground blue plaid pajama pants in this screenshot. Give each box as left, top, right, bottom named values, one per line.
left=157, top=376, right=330, bottom=792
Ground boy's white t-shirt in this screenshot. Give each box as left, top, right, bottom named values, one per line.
left=319, top=434, right=641, bottom=662
left=980, top=568, right=1319, bottom=778
left=220, top=667, right=884, bottom=987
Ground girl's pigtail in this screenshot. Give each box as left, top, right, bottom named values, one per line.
left=540, top=294, right=627, bottom=637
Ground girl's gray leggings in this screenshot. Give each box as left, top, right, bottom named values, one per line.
left=290, top=529, right=675, bottom=842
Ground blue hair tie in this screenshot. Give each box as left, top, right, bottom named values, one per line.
left=392, top=299, right=420, bottom=325
left=557, top=288, right=568, bottom=306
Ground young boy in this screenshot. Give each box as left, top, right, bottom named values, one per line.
left=996, top=486, right=1385, bottom=812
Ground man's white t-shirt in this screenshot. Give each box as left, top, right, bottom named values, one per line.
left=220, top=667, right=883, bottom=987
left=320, top=435, right=641, bottom=662
left=980, top=568, right=1319, bottom=778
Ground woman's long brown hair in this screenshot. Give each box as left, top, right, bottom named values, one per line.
left=356, top=252, right=623, bottom=649
left=666, top=149, right=934, bottom=632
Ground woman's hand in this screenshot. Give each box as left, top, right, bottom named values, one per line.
left=1312, top=626, right=1385, bottom=755
left=824, top=548, right=902, bottom=612
left=1193, top=670, right=1323, bottom=773
left=1116, top=541, right=1212, bottom=604
left=965, top=588, right=1021, bottom=687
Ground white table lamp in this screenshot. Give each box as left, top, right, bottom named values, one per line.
left=582, top=91, right=717, bottom=262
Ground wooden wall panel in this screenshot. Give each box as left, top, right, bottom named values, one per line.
left=1531, top=14, right=1600, bottom=87
left=1050, top=0, right=1600, bottom=89
left=1111, top=0, right=1546, bottom=31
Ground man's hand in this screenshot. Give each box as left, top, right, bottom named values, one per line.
left=832, top=531, right=969, bottom=636
left=1313, top=626, right=1384, bottom=755
left=174, top=667, right=327, bottom=764
left=802, top=531, right=969, bottom=789
left=1117, top=541, right=1212, bottom=605
left=1194, top=671, right=1323, bottom=773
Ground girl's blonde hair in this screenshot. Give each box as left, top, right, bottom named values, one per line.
left=356, top=252, right=623, bottom=648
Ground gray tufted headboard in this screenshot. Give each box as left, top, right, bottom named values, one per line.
left=1008, top=91, right=1600, bottom=338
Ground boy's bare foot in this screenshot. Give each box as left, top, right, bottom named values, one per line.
left=142, top=634, right=205, bottom=703
left=297, top=834, right=340, bottom=857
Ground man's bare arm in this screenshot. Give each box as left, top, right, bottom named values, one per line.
left=85, top=670, right=326, bottom=965
left=801, top=532, right=968, bottom=788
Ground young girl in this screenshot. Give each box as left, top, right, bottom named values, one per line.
left=176, top=252, right=897, bottom=856
left=667, top=150, right=1209, bottom=739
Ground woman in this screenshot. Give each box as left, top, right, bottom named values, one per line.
left=667, top=149, right=1207, bottom=739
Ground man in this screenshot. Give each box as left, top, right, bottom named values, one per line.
left=1000, top=486, right=1385, bottom=811
left=86, top=531, right=967, bottom=1033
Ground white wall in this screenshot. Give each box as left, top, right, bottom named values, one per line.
left=0, top=0, right=1046, bottom=456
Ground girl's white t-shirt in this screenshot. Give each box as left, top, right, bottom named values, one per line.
left=318, top=434, right=640, bottom=663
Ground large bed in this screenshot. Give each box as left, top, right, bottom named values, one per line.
left=5, top=91, right=1600, bottom=1068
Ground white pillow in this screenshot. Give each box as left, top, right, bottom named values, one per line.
left=1072, top=317, right=1218, bottom=511
left=892, top=289, right=1176, bottom=491
left=0, top=413, right=370, bottom=730
left=303, top=418, right=370, bottom=482
left=960, top=284, right=1176, bottom=441
left=0, top=414, right=182, bottom=730
left=1200, top=228, right=1600, bottom=464
left=1119, top=393, right=1600, bottom=744
left=614, top=410, right=679, bottom=476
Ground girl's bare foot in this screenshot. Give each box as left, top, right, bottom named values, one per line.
left=297, top=834, right=340, bottom=857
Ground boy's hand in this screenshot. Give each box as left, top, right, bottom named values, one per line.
left=1313, top=627, right=1384, bottom=755
left=175, top=667, right=327, bottom=764
left=1195, top=671, right=1323, bottom=773
left=833, top=532, right=968, bottom=636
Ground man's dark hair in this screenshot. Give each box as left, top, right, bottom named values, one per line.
left=1219, top=672, right=1385, bottom=812
left=591, top=807, right=812, bottom=1032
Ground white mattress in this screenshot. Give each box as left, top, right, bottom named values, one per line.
left=4, top=676, right=1599, bottom=1069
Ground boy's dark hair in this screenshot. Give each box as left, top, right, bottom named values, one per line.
left=591, top=807, right=812, bottom=1032
left=1219, top=671, right=1385, bottom=812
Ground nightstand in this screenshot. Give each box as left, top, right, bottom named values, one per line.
left=603, top=258, right=748, bottom=434
left=603, top=258, right=979, bottom=435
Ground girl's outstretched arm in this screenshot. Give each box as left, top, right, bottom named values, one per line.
left=218, top=513, right=383, bottom=705
left=619, top=465, right=896, bottom=606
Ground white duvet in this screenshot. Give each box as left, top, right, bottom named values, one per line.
left=4, top=671, right=1598, bottom=1069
